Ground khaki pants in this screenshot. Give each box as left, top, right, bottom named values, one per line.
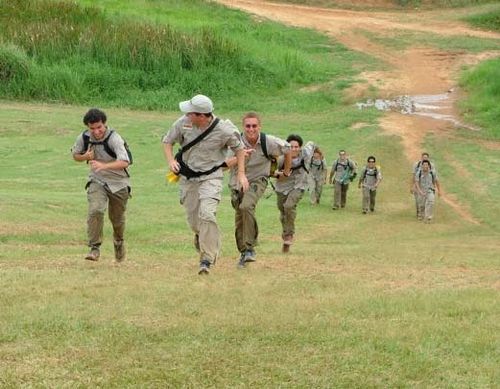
left=309, top=177, right=324, bottom=204
left=231, top=177, right=268, bottom=253
left=333, top=181, right=349, bottom=208
left=87, top=182, right=129, bottom=248
left=417, top=190, right=435, bottom=220
left=362, top=187, right=377, bottom=212
left=180, top=178, right=222, bottom=263
left=276, top=189, right=304, bottom=237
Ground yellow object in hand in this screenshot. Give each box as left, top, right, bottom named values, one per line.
left=166, top=171, right=180, bottom=183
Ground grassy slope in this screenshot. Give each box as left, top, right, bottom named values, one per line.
left=1, top=1, right=499, bottom=387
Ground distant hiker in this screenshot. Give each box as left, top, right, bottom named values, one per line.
left=226, top=112, right=291, bottom=268
left=329, top=150, right=357, bottom=210
left=358, top=156, right=382, bottom=214
left=71, top=108, right=131, bottom=263
left=308, top=147, right=327, bottom=205
left=414, top=160, right=441, bottom=223
left=162, top=94, right=249, bottom=275
left=274, top=134, right=316, bottom=253
left=411, top=152, right=437, bottom=219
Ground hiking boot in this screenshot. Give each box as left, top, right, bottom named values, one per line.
left=237, top=252, right=246, bottom=269
left=332, top=206, right=338, bottom=210
left=282, top=235, right=293, bottom=253
left=114, top=240, right=126, bottom=262
left=244, top=249, right=256, bottom=263
left=424, top=217, right=432, bottom=224
left=198, top=259, right=211, bottom=275
left=362, top=210, right=368, bottom=214
left=85, top=247, right=100, bottom=261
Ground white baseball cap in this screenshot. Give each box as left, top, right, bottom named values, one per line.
left=179, top=94, right=213, bottom=114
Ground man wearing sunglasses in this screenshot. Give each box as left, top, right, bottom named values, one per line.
left=162, top=94, right=249, bottom=275
left=226, top=112, right=291, bottom=268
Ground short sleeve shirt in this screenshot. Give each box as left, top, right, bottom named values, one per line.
left=275, top=141, right=315, bottom=195
left=162, top=115, right=243, bottom=181
left=228, top=133, right=290, bottom=189
left=71, top=128, right=130, bottom=193
left=332, top=158, right=356, bottom=183
left=360, top=166, right=382, bottom=189
left=416, top=170, right=438, bottom=193
left=310, top=157, right=327, bottom=181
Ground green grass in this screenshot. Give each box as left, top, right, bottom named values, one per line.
left=460, top=58, right=500, bottom=138
left=0, top=0, right=369, bottom=111
left=1, top=99, right=499, bottom=386
left=271, top=0, right=498, bottom=9
left=464, top=8, right=500, bottom=31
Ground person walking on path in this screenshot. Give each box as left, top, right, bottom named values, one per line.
left=329, top=150, right=357, bottom=210
left=274, top=134, right=315, bottom=253
left=358, top=156, right=382, bottom=214
left=71, top=108, right=131, bottom=262
left=414, top=160, right=441, bottom=223
left=308, top=147, right=327, bottom=205
left=162, top=94, right=249, bottom=275
left=226, top=112, right=291, bottom=268
left=411, top=152, right=437, bottom=219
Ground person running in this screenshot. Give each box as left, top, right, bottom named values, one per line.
left=358, top=156, right=382, bottom=214
left=226, top=112, right=291, bottom=268
left=71, top=108, right=131, bottom=263
left=274, top=134, right=315, bottom=253
left=329, top=150, right=357, bottom=210
left=308, top=147, right=327, bottom=205
left=162, top=94, right=249, bottom=275
left=414, top=159, right=441, bottom=223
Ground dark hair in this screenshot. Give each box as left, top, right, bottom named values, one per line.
left=83, top=108, right=107, bottom=125
left=339, top=149, right=346, bottom=155
left=367, top=156, right=376, bottom=162
left=421, top=152, right=429, bottom=158
left=286, top=134, right=303, bottom=146
left=421, top=159, right=431, bottom=167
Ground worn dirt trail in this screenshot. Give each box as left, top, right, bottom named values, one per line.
left=217, top=0, right=500, bottom=224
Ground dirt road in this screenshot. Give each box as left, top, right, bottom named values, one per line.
left=217, top=0, right=500, bottom=223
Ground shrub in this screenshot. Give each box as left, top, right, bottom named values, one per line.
left=0, top=44, right=30, bottom=82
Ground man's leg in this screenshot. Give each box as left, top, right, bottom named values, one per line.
left=333, top=182, right=341, bottom=209
left=424, top=191, right=435, bottom=222
left=198, top=179, right=223, bottom=265
left=86, top=182, right=108, bottom=260
left=341, top=184, right=349, bottom=208
left=362, top=187, right=370, bottom=213
left=108, top=186, right=129, bottom=261
left=370, top=189, right=377, bottom=212
left=282, top=189, right=304, bottom=243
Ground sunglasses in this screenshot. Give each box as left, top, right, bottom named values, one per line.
left=245, top=124, right=259, bottom=129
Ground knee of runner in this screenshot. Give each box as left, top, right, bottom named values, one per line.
left=199, top=207, right=217, bottom=223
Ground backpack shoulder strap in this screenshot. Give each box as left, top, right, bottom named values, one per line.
left=101, top=130, right=117, bottom=159
left=260, top=132, right=269, bottom=160
left=179, top=118, right=220, bottom=155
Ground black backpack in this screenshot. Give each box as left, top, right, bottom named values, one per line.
left=82, top=130, right=132, bottom=176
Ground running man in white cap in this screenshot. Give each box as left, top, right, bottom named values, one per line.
left=162, top=94, right=249, bottom=275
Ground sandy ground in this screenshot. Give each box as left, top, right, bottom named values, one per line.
left=216, top=0, right=500, bottom=223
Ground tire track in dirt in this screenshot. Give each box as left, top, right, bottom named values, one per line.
left=217, top=0, right=500, bottom=224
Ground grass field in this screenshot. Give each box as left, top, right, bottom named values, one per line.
left=1, top=100, right=499, bottom=386
left=1, top=0, right=499, bottom=387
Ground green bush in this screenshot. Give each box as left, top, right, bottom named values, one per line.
left=460, top=58, right=500, bottom=138
left=0, top=44, right=30, bottom=82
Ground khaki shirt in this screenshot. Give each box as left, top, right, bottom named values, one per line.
left=416, top=170, right=438, bottom=193
left=413, top=160, right=437, bottom=176
left=72, top=128, right=130, bottom=193
left=228, top=133, right=290, bottom=189
left=162, top=115, right=243, bottom=182
left=332, top=158, right=357, bottom=183
left=309, top=157, right=327, bottom=181
left=275, top=141, right=315, bottom=195
left=360, top=166, right=382, bottom=189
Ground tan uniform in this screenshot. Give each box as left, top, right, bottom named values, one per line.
left=229, top=134, right=290, bottom=254
left=71, top=128, right=131, bottom=250
left=308, top=157, right=327, bottom=205
left=415, top=170, right=438, bottom=221
left=275, top=141, right=315, bottom=239
left=331, top=159, right=356, bottom=209
left=359, top=166, right=382, bottom=213
left=162, top=115, right=243, bottom=263
left=412, top=160, right=437, bottom=218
